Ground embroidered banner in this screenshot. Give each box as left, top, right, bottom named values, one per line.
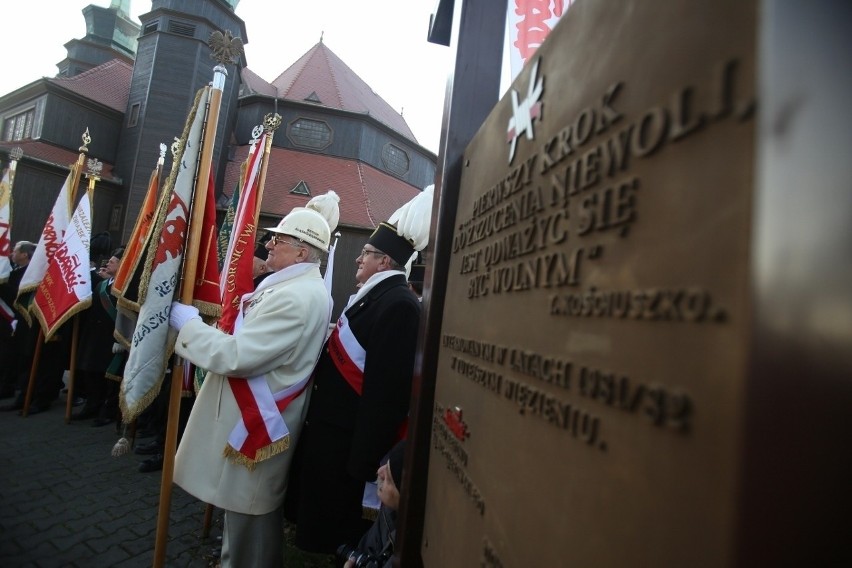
left=32, top=192, right=93, bottom=339
left=15, top=171, right=74, bottom=323
left=120, top=86, right=211, bottom=422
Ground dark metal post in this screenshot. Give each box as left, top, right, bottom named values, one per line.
left=396, top=1, right=508, bottom=566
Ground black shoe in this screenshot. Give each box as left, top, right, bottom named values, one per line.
left=72, top=405, right=99, bottom=421
left=135, top=439, right=164, bottom=455
left=139, top=454, right=164, bottom=473
left=92, top=417, right=114, bottom=427
left=136, top=427, right=157, bottom=438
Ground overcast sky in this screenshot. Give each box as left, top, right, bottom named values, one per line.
left=2, top=0, right=460, bottom=154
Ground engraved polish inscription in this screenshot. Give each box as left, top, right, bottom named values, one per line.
left=453, top=59, right=753, bottom=318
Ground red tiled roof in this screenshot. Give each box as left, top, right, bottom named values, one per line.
left=267, top=42, right=417, bottom=143
left=49, top=59, right=132, bottom=112
left=239, top=67, right=278, bottom=97
left=0, top=140, right=117, bottom=181
left=222, top=145, right=420, bottom=229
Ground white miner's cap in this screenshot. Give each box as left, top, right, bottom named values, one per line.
left=266, top=208, right=331, bottom=251
left=265, top=190, right=341, bottom=251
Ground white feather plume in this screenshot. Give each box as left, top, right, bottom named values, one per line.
left=389, top=184, right=433, bottom=251
left=305, top=190, right=340, bottom=233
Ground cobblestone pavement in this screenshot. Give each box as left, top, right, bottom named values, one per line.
left=0, top=394, right=224, bottom=568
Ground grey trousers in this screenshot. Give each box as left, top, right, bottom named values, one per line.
left=221, top=508, right=284, bottom=568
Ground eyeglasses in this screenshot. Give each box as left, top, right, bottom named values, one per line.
left=359, top=248, right=387, bottom=259
left=269, top=235, right=304, bottom=249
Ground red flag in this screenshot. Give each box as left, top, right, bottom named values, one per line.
left=0, top=166, right=13, bottom=283
left=31, top=192, right=93, bottom=339
left=193, top=170, right=223, bottom=319
left=218, top=135, right=265, bottom=333
left=15, top=171, right=74, bottom=323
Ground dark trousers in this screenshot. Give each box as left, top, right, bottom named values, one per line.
left=138, top=371, right=193, bottom=445
left=284, top=420, right=372, bottom=554
left=13, top=324, right=69, bottom=406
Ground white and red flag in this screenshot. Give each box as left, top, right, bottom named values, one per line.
left=507, top=0, right=573, bottom=81
left=0, top=166, right=13, bottom=283
left=32, top=192, right=93, bottom=339
left=218, top=133, right=266, bottom=334
left=120, top=86, right=212, bottom=422
left=15, top=171, right=74, bottom=322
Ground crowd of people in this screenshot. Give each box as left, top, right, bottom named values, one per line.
left=0, top=237, right=124, bottom=419
left=1, top=187, right=429, bottom=567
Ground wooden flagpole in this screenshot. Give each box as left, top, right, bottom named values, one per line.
left=22, top=130, right=90, bottom=418
left=253, top=113, right=282, bottom=222
left=64, top=159, right=102, bottom=423
left=153, top=31, right=242, bottom=568
left=197, top=111, right=283, bottom=538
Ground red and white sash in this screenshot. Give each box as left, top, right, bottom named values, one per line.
left=327, top=307, right=382, bottom=517
left=327, top=274, right=410, bottom=518
left=223, top=263, right=329, bottom=470
left=225, top=371, right=311, bottom=468
left=0, top=298, right=14, bottom=324
left=326, top=312, right=366, bottom=394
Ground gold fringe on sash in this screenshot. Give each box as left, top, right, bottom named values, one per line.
left=222, top=434, right=290, bottom=471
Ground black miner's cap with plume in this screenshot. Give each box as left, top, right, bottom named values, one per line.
left=367, top=185, right=433, bottom=267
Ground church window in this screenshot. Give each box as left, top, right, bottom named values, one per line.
left=3, top=109, right=35, bottom=141
left=382, top=143, right=410, bottom=176
left=288, top=118, right=332, bottom=150
left=128, top=103, right=141, bottom=127
left=290, top=181, right=311, bottom=196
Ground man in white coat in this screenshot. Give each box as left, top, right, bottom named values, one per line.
left=168, top=200, right=338, bottom=567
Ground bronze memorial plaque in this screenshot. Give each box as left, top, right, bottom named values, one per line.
left=422, top=0, right=757, bottom=565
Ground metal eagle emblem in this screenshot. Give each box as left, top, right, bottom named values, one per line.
left=208, top=30, right=244, bottom=66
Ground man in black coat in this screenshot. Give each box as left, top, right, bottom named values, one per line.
left=0, top=241, right=35, bottom=403
left=284, top=221, right=422, bottom=554
left=73, top=247, right=124, bottom=423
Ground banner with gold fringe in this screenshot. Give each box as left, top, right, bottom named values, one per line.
left=120, top=86, right=211, bottom=422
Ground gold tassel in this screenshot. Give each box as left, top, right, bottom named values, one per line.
left=112, top=437, right=130, bottom=457
left=221, top=435, right=291, bottom=471
left=112, top=423, right=131, bottom=457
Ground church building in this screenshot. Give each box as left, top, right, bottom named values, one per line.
left=0, top=0, right=437, bottom=316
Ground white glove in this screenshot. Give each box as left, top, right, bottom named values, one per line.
left=169, top=302, right=200, bottom=331
left=112, top=342, right=127, bottom=354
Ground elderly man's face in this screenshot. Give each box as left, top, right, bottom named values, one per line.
left=355, top=245, right=389, bottom=285
left=265, top=234, right=306, bottom=272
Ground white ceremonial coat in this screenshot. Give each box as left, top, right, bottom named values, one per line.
left=173, top=263, right=329, bottom=515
